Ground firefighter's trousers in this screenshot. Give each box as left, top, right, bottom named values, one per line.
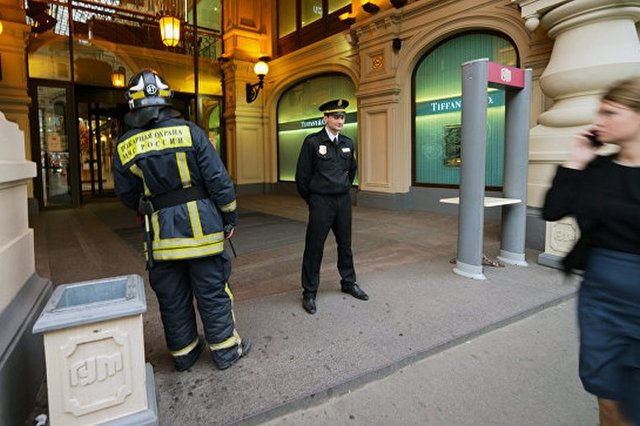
left=148, top=252, right=241, bottom=364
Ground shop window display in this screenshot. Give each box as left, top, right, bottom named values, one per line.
left=413, top=32, right=517, bottom=188
left=277, top=74, right=357, bottom=184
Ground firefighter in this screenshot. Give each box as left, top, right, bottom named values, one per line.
left=113, top=69, right=250, bottom=371
left=295, top=99, right=369, bottom=315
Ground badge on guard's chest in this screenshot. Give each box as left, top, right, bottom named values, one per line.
left=319, top=145, right=327, bottom=155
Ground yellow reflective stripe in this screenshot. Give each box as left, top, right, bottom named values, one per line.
left=117, top=125, right=192, bottom=165
left=151, top=212, right=160, bottom=242
left=153, top=240, right=224, bottom=254
left=225, top=283, right=236, bottom=323
left=224, top=283, right=234, bottom=303
left=130, top=163, right=143, bottom=179
left=220, top=200, right=236, bottom=213
left=151, top=232, right=224, bottom=249
left=170, top=337, right=200, bottom=357
left=187, top=200, right=204, bottom=237
left=129, top=164, right=151, bottom=196
left=209, top=330, right=241, bottom=351
left=130, top=90, right=169, bottom=99
left=176, top=152, right=191, bottom=187
left=130, top=91, right=146, bottom=100
left=151, top=242, right=225, bottom=260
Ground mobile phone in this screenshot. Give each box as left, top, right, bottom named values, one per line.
left=587, top=133, right=603, bottom=148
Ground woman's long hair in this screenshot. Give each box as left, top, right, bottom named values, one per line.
left=602, top=76, right=640, bottom=112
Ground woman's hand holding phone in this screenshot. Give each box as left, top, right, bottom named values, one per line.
left=563, top=130, right=601, bottom=170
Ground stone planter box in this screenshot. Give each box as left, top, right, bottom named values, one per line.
left=33, top=275, right=158, bottom=425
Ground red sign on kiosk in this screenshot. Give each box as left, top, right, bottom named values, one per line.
left=487, top=62, right=525, bottom=89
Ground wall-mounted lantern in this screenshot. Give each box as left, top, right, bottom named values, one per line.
left=159, top=14, right=180, bottom=47
left=246, top=57, right=270, bottom=103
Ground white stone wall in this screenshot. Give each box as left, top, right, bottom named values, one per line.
left=0, top=112, right=36, bottom=313
left=0, top=110, right=50, bottom=426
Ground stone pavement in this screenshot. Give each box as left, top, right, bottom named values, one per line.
left=263, top=299, right=598, bottom=426
left=29, top=193, right=588, bottom=425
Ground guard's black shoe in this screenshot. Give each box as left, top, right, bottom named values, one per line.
left=214, top=338, right=251, bottom=370
left=174, top=338, right=204, bottom=372
left=302, top=296, right=316, bottom=314
left=342, top=284, right=369, bottom=301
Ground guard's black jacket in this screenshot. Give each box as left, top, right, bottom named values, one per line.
left=295, top=129, right=357, bottom=202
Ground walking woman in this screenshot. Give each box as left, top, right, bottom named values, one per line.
left=543, top=77, right=640, bottom=425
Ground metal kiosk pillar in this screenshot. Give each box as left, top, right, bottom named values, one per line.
left=451, top=58, right=532, bottom=280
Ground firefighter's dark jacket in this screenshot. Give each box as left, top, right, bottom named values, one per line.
left=113, top=110, right=237, bottom=261
left=295, top=129, right=357, bottom=203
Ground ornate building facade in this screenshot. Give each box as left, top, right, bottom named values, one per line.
left=1, top=0, right=639, bottom=423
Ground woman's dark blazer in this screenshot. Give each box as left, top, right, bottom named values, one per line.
left=542, top=154, right=617, bottom=273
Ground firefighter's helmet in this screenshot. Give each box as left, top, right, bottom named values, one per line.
left=125, top=69, right=173, bottom=110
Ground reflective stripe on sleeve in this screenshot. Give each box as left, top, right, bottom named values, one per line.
left=220, top=200, right=236, bottom=213
left=129, top=164, right=151, bottom=196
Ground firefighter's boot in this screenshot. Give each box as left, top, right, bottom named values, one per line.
left=173, top=338, right=205, bottom=372
left=211, top=338, right=251, bottom=370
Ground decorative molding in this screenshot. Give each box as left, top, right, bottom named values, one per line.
left=371, top=54, right=384, bottom=71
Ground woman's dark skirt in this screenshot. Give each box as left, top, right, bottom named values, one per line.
left=578, top=247, right=640, bottom=422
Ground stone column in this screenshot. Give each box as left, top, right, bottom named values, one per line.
left=0, top=1, right=34, bottom=208
left=354, top=13, right=412, bottom=209
left=220, top=0, right=274, bottom=193
left=513, top=0, right=640, bottom=267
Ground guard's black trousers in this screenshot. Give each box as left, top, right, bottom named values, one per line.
left=148, top=252, right=241, bottom=364
left=301, top=192, right=356, bottom=297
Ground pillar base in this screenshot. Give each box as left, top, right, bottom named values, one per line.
left=453, top=261, right=486, bottom=280
left=537, top=252, right=563, bottom=269
left=0, top=273, right=52, bottom=426
left=498, top=250, right=528, bottom=266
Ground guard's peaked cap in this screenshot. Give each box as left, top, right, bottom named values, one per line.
left=319, top=98, right=349, bottom=114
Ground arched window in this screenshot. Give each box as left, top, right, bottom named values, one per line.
left=413, top=32, right=518, bottom=188
left=277, top=74, right=357, bottom=182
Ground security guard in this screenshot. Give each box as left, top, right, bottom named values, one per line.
left=113, top=69, right=250, bottom=371
left=295, top=99, right=369, bottom=315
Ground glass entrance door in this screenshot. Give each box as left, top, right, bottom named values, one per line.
left=199, top=95, right=225, bottom=162
left=78, top=105, right=121, bottom=195
left=32, top=85, right=77, bottom=207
